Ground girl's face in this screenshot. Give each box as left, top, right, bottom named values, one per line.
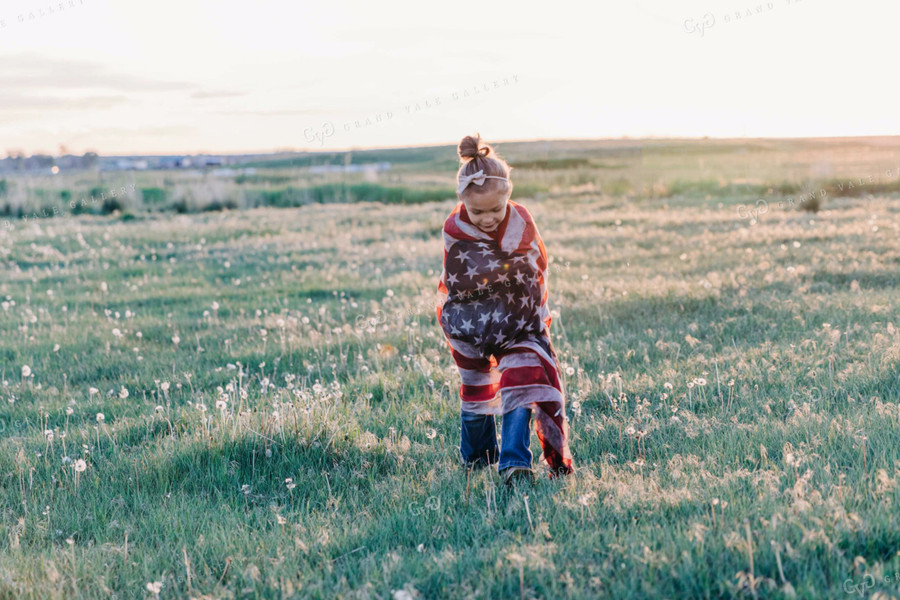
left=461, top=189, right=509, bottom=233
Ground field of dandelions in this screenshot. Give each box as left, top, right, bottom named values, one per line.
left=2, top=138, right=900, bottom=599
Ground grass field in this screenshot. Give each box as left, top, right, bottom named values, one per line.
left=2, top=137, right=900, bottom=599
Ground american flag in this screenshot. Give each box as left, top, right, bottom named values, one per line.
left=436, top=199, right=574, bottom=476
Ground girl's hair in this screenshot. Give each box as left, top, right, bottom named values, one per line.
left=456, top=132, right=513, bottom=200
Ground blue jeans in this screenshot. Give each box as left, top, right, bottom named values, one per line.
left=459, top=407, right=533, bottom=472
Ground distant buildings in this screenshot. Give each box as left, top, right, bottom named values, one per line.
left=0, top=153, right=392, bottom=175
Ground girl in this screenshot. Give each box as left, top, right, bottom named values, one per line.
left=436, top=133, right=574, bottom=486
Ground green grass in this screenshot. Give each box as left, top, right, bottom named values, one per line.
left=2, top=139, right=900, bottom=598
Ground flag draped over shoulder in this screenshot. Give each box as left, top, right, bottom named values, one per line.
left=435, top=199, right=574, bottom=476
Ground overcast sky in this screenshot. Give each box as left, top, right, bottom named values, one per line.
left=0, top=0, right=895, bottom=156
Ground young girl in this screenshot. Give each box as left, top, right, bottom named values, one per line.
left=436, top=133, right=574, bottom=486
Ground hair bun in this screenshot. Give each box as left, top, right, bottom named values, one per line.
left=458, top=133, right=492, bottom=161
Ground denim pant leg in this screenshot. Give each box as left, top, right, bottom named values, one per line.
left=499, top=406, right=533, bottom=471
left=459, top=410, right=499, bottom=468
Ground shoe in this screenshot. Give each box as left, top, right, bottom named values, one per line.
left=501, top=466, right=536, bottom=487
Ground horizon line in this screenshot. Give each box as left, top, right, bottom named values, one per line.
left=6, top=133, right=900, bottom=159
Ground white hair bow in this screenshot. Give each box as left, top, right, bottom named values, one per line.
left=457, top=169, right=508, bottom=195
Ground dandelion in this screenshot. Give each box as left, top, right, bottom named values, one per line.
left=74, top=459, right=87, bottom=472
left=426, top=428, right=437, bottom=439
left=216, top=399, right=227, bottom=411
left=196, top=403, right=207, bottom=412
left=112, top=328, right=122, bottom=338
left=89, top=387, right=99, bottom=396
left=172, top=335, right=180, bottom=346
left=21, top=365, right=32, bottom=378
left=155, top=405, right=164, bottom=413
left=211, top=301, right=220, bottom=311
left=259, top=328, right=268, bottom=338
left=565, top=366, right=575, bottom=376
left=624, top=426, right=636, bottom=436
left=240, top=484, right=251, bottom=495
left=664, top=382, right=673, bottom=390
left=65, top=406, right=74, bottom=415
left=44, top=429, right=54, bottom=441
left=118, top=386, right=129, bottom=399
left=96, top=413, right=105, bottom=423
left=578, top=492, right=596, bottom=506
left=146, top=581, right=163, bottom=596
left=160, top=381, right=170, bottom=392
left=694, top=377, right=707, bottom=386
left=285, top=478, right=296, bottom=490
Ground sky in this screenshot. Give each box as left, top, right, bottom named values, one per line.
left=0, top=0, right=896, bottom=156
